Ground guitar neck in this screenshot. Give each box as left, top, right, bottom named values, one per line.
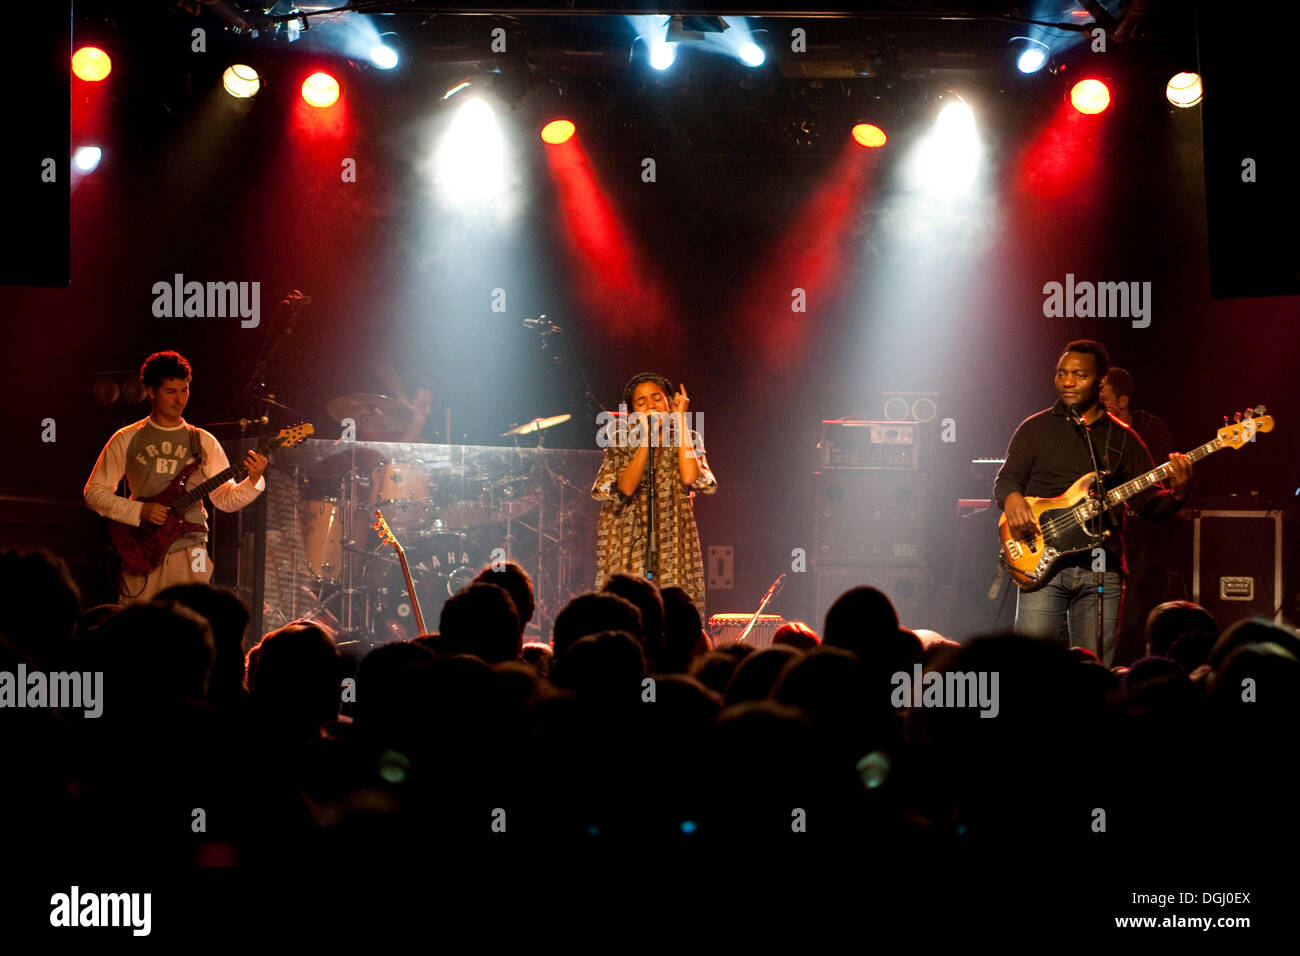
left=1103, top=438, right=1220, bottom=508
left=173, top=436, right=278, bottom=512
left=392, top=543, right=426, bottom=634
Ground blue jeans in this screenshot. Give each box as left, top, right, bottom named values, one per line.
left=1014, top=566, right=1122, bottom=666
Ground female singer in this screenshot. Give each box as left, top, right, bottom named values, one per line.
left=591, top=372, right=717, bottom=610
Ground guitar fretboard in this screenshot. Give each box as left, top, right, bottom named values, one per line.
left=1103, top=438, right=1220, bottom=508
left=171, top=437, right=281, bottom=512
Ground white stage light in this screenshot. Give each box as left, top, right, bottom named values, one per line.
left=74, top=146, right=103, bottom=173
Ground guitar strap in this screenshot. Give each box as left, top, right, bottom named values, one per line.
left=1090, top=416, right=1127, bottom=481
left=188, top=425, right=203, bottom=470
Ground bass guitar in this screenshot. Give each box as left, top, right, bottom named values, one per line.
left=998, top=407, right=1273, bottom=590
left=110, top=422, right=314, bottom=576
left=373, top=509, right=427, bottom=636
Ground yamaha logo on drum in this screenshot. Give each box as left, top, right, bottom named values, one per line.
left=429, top=546, right=472, bottom=570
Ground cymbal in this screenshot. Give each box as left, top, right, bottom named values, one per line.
left=326, top=393, right=414, bottom=433
left=502, top=413, right=571, bottom=437
left=250, top=394, right=297, bottom=413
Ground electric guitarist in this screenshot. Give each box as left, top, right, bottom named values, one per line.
left=85, top=351, right=268, bottom=603
left=994, top=340, right=1193, bottom=665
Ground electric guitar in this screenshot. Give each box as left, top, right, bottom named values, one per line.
left=373, top=509, right=427, bottom=636
left=998, top=407, right=1274, bottom=591
left=110, top=423, right=314, bottom=576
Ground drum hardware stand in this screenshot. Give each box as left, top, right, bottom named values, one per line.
left=295, top=440, right=378, bottom=638
left=522, top=311, right=606, bottom=636
left=339, top=439, right=361, bottom=633
left=535, top=429, right=548, bottom=635
left=516, top=444, right=588, bottom=641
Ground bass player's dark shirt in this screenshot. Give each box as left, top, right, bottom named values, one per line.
left=994, top=400, right=1183, bottom=569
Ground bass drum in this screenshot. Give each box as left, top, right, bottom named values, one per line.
left=417, top=532, right=488, bottom=602
left=300, top=499, right=344, bottom=583
left=369, top=533, right=488, bottom=639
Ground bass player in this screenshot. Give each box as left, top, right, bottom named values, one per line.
left=994, top=340, right=1193, bottom=665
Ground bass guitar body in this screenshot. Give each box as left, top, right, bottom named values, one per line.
left=998, top=472, right=1108, bottom=591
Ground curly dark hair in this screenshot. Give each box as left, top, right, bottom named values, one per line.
left=1060, top=340, right=1110, bottom=380
left=621, top=371, right=674, bottom=411
left=140, top=351, right=193, bottom=390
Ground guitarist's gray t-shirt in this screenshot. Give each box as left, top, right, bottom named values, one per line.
left=85, top=417, right=265, bottom=555
left=126, top=421, right=208, bottom=554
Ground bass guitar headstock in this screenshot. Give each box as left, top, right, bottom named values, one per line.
left=1218, top=405, right=1274, bottom=450
left=373, top=509, right=403, bottom=553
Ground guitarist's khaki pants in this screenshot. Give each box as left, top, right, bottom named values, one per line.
left=120, top=545, right=214, bottom=604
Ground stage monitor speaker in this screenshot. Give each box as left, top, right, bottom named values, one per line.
left=814, top=566, right=932, bottom=633
left=814, top=471, right=926, bottom=566
left=1193, top=510, right=1284, bottom=624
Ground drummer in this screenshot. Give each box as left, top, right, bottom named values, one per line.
left=360, top=387, right=434, bottom=443
left=362, top=359, right=437, bottom=443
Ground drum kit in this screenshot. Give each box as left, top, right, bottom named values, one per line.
left=295, top=393, right=576, bottom=643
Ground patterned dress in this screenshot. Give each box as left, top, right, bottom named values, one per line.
left=591, top=427, right=717, bottom=611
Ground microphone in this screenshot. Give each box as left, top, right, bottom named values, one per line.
left=1066, top=402, right=1086, bottom=427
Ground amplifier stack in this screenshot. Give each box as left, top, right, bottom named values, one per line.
left=813, top=408, right=936, bottom=631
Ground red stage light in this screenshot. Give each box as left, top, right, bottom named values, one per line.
left=301, top=72, right=340, bottom=108
left=1070, top=79, right=1110, bottom=115
left=72, top=46, right=111, bottom=82
left=541, top=119, right=576, bottom=145
left=851, top=123, right=887, bottom=148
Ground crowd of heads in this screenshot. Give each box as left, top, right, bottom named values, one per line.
left=2, top=548, right=1297, bottom=871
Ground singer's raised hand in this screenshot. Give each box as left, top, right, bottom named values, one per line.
left=672, top=383, right=689, bottom=415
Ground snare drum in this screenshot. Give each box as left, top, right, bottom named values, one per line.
left=301, top=499, right=344, bottom=582
left=489, top=475, right=539, bottom=523
left=370, top=460, right=431, bottom=530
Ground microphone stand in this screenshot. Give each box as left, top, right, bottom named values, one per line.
left=1070, top=402, right=1109, bottom=661
left=735, top=574, right=788, bottom=646
left=239, top=291, right=308, bottom=633
left=644, top=424, right=657, bottom=584
left=524, top=314, right=604, bottom=432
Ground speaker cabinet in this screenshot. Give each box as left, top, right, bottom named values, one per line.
left=814, top=566, right=933, bottom=633
left=1193, top=510, right=1284, bottom=624
left=813, top=471, right=926, bottom=566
